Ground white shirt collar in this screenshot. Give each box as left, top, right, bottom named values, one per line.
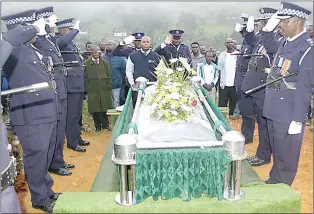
left=287, top=28, right=307, bottom=42
left=141, top=49, right=150, bottom=55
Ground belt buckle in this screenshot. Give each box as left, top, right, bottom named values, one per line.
left=64, top=68, right=68, bottom=76
left=51, top=80, right=57, bottom=90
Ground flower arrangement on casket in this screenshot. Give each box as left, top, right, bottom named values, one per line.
left=137, top=57, right=218, bottom=144
left=147, top=57, right=199, bottom=123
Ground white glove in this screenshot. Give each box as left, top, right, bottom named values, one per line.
left=73, top=20, right=80, bottom=30
left=123, top=36, right=135, bottom=45
left=262, top=14, right=280, bottom=32
left=241, top=13, right=249, bottom=19
left=288, top=121, right=302, bottom=135
left=246, top=16, right=255, bottom=33
left=32, top=18, right=47, bottom=36
left=116, top=105, right=124, bottom=112
left=235, top=23, right=244, bottom=33
left=45, top=15, right=58, bottom=28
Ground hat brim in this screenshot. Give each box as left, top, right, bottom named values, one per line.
left=273, top=13, right=292, bottom=19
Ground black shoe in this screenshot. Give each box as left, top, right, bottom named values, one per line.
left=32, top=202, right=54, bottom=213
left=249, top=156, right=271, bottom=166
left=64, top=163, right=75, bottom=169
left=265, top=178, right=277, bottom=184
left=48, top=167, right=72, bottom=176
left=245, top=139, right=253, bottom=144
left=50, top=193, right=62, bottom=201
left=68, top=145, right=86, bottom=152
left=102, top=126, right=112, bottom=131
left=79, top=140, right=90, bottom=146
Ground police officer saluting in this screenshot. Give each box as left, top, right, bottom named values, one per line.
left=0, top=24, right=38, bottom=214
left=262, top=2, right=312, bottom=185
left=241, top=7, right=279, bottom=167
left=234, top=15, right=256, bottom=144
left=34, top=7, right=74, bottom=176
left=113, top=32, right=145, bottom=103
left=55, top=18, right=89, bottom=152
left=1, top=9, right=60, bottom=213
left=154, top=30, right=192, bottom=65
left=113, top=32, right=144, bottom=58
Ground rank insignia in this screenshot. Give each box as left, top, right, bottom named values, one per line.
left=280, top=58, right=291, bottom=76
left=257, top=45, right=266, bottom=55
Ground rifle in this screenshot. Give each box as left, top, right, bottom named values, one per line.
left=1, top=82, right=56, bottom=96
left=245, top=72, right=297, bottom=94
left=231, top=53, right=264, bottom=57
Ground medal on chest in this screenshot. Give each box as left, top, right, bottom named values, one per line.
left=277, top=57, right=291, bottom=76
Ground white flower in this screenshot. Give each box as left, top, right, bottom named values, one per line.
left=169, top=58, right=179, bottom=64
left=162, top=84, right=172, bottom=89
left=179, top=57, right=191, bottom=70
left=170, top=104, right=176, bottom=109
left=171, top=110, right=178, bottom=116
left=181, top=105, right=192, bottom=112
left=176, top=67, right=184, bottom=72
left=161, top=99, right=166, bottom=105
left=167, top=92, right=180, bottom=100
left=165, top=68, right=174, bottom=75
left=151, top=103, right=158, bottom=110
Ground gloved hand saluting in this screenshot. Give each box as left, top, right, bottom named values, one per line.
left=235, top=23, right=244, bottom=33
left=46, top=15, right=58, bottom=28
left=288, top=121, right=302, bottom=135
left=246, top=16, right=255, bottom=33
left=241, top=13, right=249, bottom=19
left=73, top=20, right=80, bottom=31
left=120, top=35, right=135, bottom=46
left=263, top=12, right=280, bottom=32
left=32, top=18, right=47, bottom=36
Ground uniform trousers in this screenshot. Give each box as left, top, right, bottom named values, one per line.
left=1, top=122, right=22, bottom=213
left=237, top=91, right=256, bottom=141
left=252, top=97, right=272, bottom=161
left=66, top=92, right=84, bottom=149
left=266, top=119, right=305, bottom=185
left=218, top=86, right=237, bottom=116
left=1, top=187, right=21, bottom=213
left=50, top=98, right=67, bottom=169
left=13, top=122, right=57, bottom=206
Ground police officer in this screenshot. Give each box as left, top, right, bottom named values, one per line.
left=154, top=30, right=192, bottom=65
left=262, top=2, right=312, bottom=185
left=1, top=9, right=60, bottom=213
left=113, top=32, right=145, bottom=103
left=113, top=32, right=144, bottom=58
left=234, top=16, right=256, bottom=144
left=34, top=7, right=74, bottom=176
left=0, top=24, right=37, bottom=214
left=241, top=7, right=279, bottom=167
left=55, top=18, right=89, bottom=152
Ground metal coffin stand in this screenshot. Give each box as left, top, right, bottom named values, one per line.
left=111, top=77, right=247, bottom=206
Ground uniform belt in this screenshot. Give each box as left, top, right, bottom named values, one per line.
left=53, top=66, right=67, bottom=77
left=1, top=156, right=17, bottom=193
left=66, top=66, right=83, bottom=71
left=236, top=66, right=248, bottom=72
left=248, top=64, right=265, bottom=73
left=267, top=81, right=297, bottom=90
